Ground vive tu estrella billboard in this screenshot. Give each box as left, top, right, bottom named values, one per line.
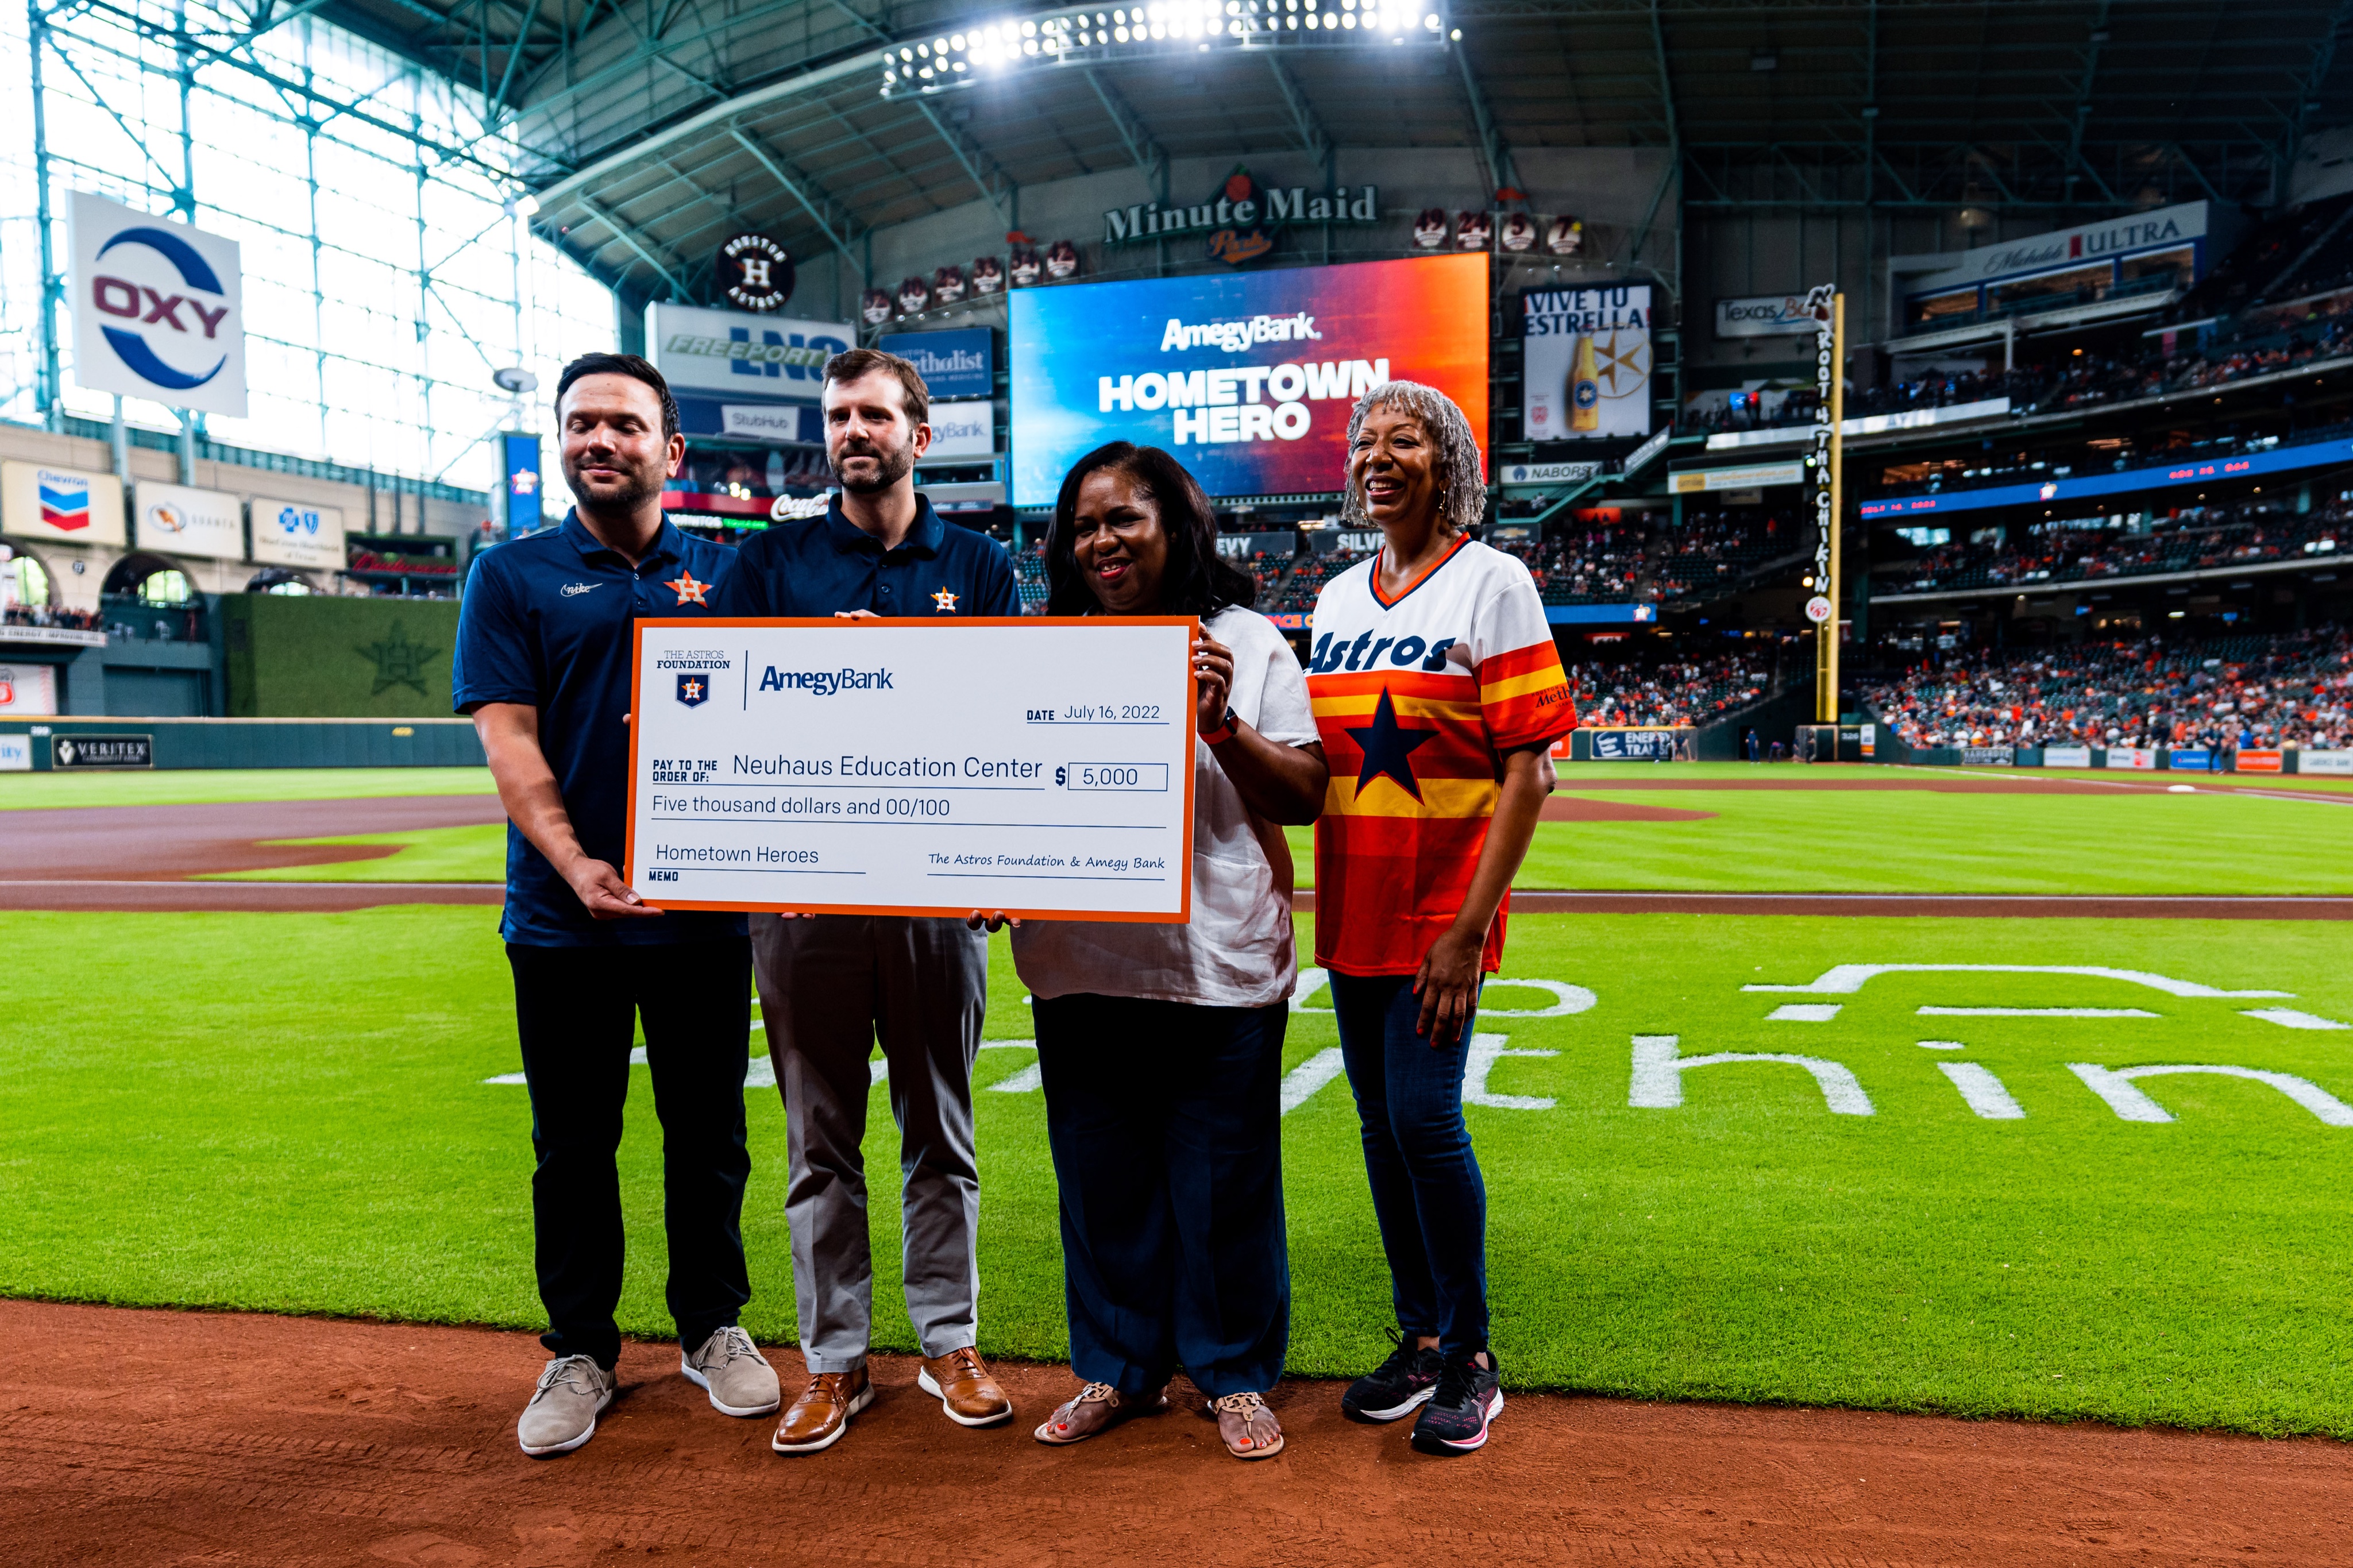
left=1008, top=254, right=1488, bottom=506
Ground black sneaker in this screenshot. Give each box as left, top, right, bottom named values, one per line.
left=1341, top=1338, right=1445, bottom=1422
left=1409, top=1351, right=1503, bottom=1455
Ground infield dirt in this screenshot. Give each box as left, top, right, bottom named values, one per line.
left=6, top=1299, right=2350, bottom=1567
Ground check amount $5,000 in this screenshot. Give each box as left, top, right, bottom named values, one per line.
left=626, top=617, right=1200, bottom=922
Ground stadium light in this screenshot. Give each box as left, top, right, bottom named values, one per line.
left=880, top=0, right=1450, bottom=95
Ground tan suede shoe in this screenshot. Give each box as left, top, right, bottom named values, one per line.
left=770, top=1365, right=873, bottom=1455
left=917, top=1346, right=1013, bottom=1427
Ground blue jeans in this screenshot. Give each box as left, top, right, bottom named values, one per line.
left=1329, top=972, right=1488, bottom=1358
left=1032, top=993, right=1290, bottom=1398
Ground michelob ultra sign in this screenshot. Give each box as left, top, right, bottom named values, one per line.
left=1522, top=284, right=1652, bottom=442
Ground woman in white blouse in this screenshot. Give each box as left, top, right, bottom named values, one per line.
left=1006, top=442, right=1326, bottom=1462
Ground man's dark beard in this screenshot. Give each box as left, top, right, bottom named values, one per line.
left=562, top=453, right=665, bottom=512
left=831, top=432, right=915, bottom=494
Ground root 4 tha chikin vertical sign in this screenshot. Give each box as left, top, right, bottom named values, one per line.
left=1804, top=285, right=1845, bottom=723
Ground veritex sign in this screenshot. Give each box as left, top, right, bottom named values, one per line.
left=1104, top=167, right=1378, bottom=265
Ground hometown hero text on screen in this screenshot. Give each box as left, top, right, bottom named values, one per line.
left=1008, top=253, right=1490, bottom=505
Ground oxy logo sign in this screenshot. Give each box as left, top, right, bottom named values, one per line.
left=69, top=191, right=246, bottom=416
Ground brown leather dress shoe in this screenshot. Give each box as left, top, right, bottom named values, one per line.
left=770, top=1365, right=874, bottom=1454
left=917, top=1346, right=1013, bottom=1427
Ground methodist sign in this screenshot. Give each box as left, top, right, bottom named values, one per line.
left=69, top=191, right=248, bottom=417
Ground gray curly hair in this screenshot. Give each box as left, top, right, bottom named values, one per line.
left=1338, top=380, right=1487, bottom=530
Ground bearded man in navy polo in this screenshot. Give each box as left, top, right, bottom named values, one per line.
left=711, top=347, right=1020, bottom=1453
left=454, top=352, right=779, bottom=1457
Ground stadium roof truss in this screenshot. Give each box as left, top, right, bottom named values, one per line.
left=191, top=0, right=2353, bottom=304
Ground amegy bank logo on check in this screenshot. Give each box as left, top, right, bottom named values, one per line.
left=758, top=665, right=894, bottom=695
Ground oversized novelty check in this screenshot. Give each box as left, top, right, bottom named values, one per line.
left=626, top=618, right=1198, bottom=921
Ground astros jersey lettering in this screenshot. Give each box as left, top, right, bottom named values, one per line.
left=1306, top=536, right=1577, bottom=976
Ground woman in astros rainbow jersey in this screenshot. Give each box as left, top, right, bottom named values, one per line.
left=1303, top=381, right=1577, bottom=1457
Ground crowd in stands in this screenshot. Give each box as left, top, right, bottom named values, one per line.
left=1648, top=511, right=1799, bottom=598
left=1, top=603, right=101, bottom=631
left=1563, top=650, right=1779, bottom=728
left=1496, top=525, right=1648, bottom=604
left=1887, top=497, right=2346, bottom=595
left=1870, top=420, right=2348, bottom=504
left=1860, top=627, right=2353, bottom=751
left=1681, top=287, right=2353, bottom=439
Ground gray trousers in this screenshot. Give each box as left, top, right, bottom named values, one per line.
left=751, top=912, right=986, bottom=1373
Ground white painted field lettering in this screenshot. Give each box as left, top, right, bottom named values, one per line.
left=1293, top=968, right=1596, bottom=1018
left=1938, top=1062, right=2026, bottom=1120
left=1628, top=1035, right=1874, bottom=1117
left=1767, top=1003, right=1842, bottom=1022
left=1918, top=1006, right=2158, bottom=1019
left=1279, top=1047, right=1347, bottom=1114
left=979, top=1041, right=1041, bottom=1095
left=1462, top=1034, right=1559, bottom=1110
left=2066, top=1063, right=2353, bottom=1126
left=1743, top=964, right=2290, bottom=999
left=2240, top=1009, right=2352, bottom=1031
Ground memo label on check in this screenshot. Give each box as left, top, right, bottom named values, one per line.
left=624, top=616, right=1199, bottom=924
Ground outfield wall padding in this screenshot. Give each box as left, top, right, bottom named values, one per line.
left=222, top=593, right=461, bottom=718
left=7, top=716, right=483, bottom=770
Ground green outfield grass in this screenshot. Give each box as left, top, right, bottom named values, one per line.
left=3, top=904, right=2348, bottom=1435
left=115, top=762, right=2353, bottom=892
left=0, top=765, right=494, bottom=809
left=196, top=823, right=508, bottom=882
left=1281, top=779, right=2353, bottom=893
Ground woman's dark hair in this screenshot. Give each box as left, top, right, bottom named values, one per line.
left=1044, top=442, right=1257, bottom=616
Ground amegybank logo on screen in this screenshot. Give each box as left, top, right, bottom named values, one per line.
left=758, top=665, right=895, bottom=696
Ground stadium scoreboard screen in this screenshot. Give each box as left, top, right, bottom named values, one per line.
left=1008, top=253, right=1490, bottom=507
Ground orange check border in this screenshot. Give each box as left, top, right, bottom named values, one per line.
left=624, top=616, right=1199, bottom=924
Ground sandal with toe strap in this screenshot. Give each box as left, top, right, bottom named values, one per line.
left=1213, top=1391, right=1285, bottom=1460
left=1033, top=1380, right=1166, bottom=1445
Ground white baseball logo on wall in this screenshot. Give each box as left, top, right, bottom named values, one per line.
left=68, top=191, right=248, bottom=418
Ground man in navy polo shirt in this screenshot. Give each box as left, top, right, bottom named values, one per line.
left=454, top=352, right=781, bottom=1458
left=711, top=347, right=1019, bottom=1454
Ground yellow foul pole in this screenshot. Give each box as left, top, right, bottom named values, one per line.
left=1820, top=292, right=1845, bottom=721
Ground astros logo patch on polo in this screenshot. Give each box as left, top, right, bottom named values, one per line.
left=932, top=587, right=959, bottom=612
left=675, top=672, right=709, bottom=707
left=665, top=571, right=711, bottom=607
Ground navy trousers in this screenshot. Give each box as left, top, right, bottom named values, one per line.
left=1032, top=993, right=1290, bottom=1399
left=507, top=938, right=753, bottom=1369
left=1329, top=972, right=1489, bottom=1358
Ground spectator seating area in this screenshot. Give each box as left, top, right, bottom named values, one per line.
left=1887, top=497, right=2347, bottom=595
left=1563, top=650, right=1780, bottom=729
left=1860, top=627, right=2353, bottom=751
left=1683, top=282, right=2353, bottom=439
left=2, top=604, right=102, bottom=632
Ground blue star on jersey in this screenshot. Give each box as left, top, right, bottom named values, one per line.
left=1345, top=686, right=1434, bottom=800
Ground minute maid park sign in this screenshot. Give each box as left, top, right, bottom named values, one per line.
left=1104, top=167, right=1378, bottom=265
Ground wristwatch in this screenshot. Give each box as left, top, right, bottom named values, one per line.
left=1199, top=705, right=1238, bottom=745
